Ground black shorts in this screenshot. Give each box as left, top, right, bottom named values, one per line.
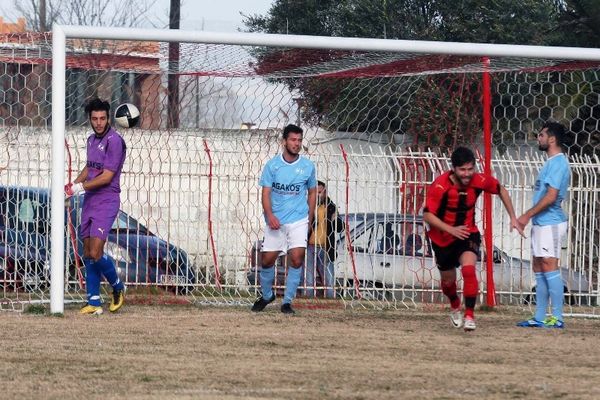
left=431, top=232, right=481, bottom=271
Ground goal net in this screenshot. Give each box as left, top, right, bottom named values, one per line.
left=1, top=27, right=599, bottom=314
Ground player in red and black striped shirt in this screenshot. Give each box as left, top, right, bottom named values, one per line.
left=424, top=147, right=524, bottom=331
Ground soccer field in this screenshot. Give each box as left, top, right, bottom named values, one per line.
left=1, top=303, right=599, bottom=399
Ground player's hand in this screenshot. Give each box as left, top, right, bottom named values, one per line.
left=266, top=214, right=280, bottom=230
left=517, top=214, right=530, bottom=229
left=447, top=225, right=470, bottom=240
left=64, top=182, right=84, bottom=197
left=510, top=217, right=526, bottom=238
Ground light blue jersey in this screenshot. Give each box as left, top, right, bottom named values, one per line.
left=532, top=153, right=570, bottom=226
left=259, top=154, right=317, bottom=225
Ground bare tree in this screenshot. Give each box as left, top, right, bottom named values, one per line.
left=12, top=0, right=160, bottom=31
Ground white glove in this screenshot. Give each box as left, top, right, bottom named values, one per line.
left=72, top=183, right=84, bottom=194
left=65, top=182, right=85, bottom=196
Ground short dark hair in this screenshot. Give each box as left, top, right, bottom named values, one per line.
left=450, top=146, right=476, bottom=168
left=84, top=98, right=110, bottom=117
left=317, top=180, right=326, bottom=187
left=282, top=124, right=303, bottom=139
left=542, top=121, right=566, bottom=145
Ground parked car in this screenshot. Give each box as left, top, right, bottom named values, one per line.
left=335, top=213, right=590, bottom=300
left=0, top=186, right=195, bottom=292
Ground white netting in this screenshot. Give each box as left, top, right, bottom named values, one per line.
left=0, top=31, right=599, bottom=313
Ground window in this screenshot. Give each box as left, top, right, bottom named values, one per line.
left=349, top=222, right=375, bottom=253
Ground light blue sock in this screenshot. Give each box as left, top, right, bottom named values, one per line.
left=94, top=255, right=124, bottom=291
left=283, top=267, right=302, bottom=305
left=259, top=266, right=275, bottom=299
left=534, top=272, right=548, bottom=322
left=84, top=258, right=102, bottom=306
left=545, top=270, right=564, bottom=321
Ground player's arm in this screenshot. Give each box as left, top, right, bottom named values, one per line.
left=423, top=211, right=470, bottom=240
left=307, top=186, right=317, bottom=227
left=497, top=185, right=526, bottom=237
left=261, top=186, right=280, bottom=230
left=81, top=169, right=116, bottom=191
left=517, top=186, right=559, bottom=227
left=73, top=166, right=88, bottom=184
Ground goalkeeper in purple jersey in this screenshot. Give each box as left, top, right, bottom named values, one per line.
left=66, top=98, right=126, bottom=315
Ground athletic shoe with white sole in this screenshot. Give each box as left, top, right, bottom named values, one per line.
left=450, top=308, right=463, bottom=328
left=463, top=316, right=476, bottom=331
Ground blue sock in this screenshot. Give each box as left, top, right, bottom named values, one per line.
left=283, top=267, right=302, bottom=305
left=259, top=266, right=275, bottom=299
left=84, top=258, right=102, bottom=306
left=545, top=270, right=564, bottom=321
left=94, top=255, right=124, bottom=291
left=534, top=272, right=548, bottom=322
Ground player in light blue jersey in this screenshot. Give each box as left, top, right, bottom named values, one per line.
left=252, top=124, right=317, bottom=314
left=517, top=121, right=570, bottom=329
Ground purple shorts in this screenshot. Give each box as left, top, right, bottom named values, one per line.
left=79, top=195, right=119, bottom=241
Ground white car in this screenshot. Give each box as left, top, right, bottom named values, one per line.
left=335, top=213, right=590, bottom=302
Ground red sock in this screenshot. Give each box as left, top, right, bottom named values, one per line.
left=464, top=308, right=474, bottom=319
left=461, top=265, right=478, bottom=318
left=441, top=280, right=460, bottom=309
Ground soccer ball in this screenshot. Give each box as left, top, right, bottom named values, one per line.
left=114, top=103, right=140, bottom=128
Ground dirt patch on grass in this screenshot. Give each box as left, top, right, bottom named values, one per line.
left=1, top=303, right=599, bottom=399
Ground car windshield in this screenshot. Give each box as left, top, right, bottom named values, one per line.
left=342, top=213, right=432, bottom=257
left=339, top=213, right=367, bottom=233
left=111, top=211, right=149, bottom=235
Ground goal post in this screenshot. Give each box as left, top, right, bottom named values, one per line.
left=43, top=24, right=600, bottom=313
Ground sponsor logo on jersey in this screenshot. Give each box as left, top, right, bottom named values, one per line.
left=87, top=161, right=104, bottom=169
left=272, top=182, right=301, bottom=192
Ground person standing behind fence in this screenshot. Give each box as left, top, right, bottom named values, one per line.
left=516, top=121, right=570, bottom=329
left=424, top=146, right=524, bottom=331
left=252, top=124, right=317, bottom=314
left=65, top=98, right=126, bottom=315
left=304, top=180, right=344, bottom=298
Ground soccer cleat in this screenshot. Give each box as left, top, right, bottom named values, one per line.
left=450, top=307, right=463, bottom=328
left=80, top=304, right=103, bottom=315
left=251, top=293, right=275, bottom=312
left=280, top=303, right=295, bottom=314
left=109, top=289, right=125, bottom=313
left=516, top=318, right=545, bottom=328
left=463, top=316, right=476, bottom=331
left=543, top=316, right=565, bottom=329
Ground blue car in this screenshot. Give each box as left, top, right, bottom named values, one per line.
left=0, top=186, right=195, bottom=293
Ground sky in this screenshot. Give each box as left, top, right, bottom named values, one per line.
left=0, top=0, right=274, bottom=32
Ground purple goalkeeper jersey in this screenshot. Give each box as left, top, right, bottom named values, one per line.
left=84, top=126, right=126, bottom=199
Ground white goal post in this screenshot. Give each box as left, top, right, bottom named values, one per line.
left=50, top=24, right=600, bottom=313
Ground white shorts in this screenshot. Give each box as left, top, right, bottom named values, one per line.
left=531, top=222, right=567, bottom=258
left=262, top=218, right=309, bottom=254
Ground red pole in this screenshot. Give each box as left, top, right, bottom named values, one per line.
left=482, top=57, right=496, bottom=307
left=339, top=144, right=362, bottom=299
left=203, top=139, right=221, bottom=289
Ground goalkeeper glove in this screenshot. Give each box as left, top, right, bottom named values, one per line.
left=64, top=182, right=84, bottom=196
